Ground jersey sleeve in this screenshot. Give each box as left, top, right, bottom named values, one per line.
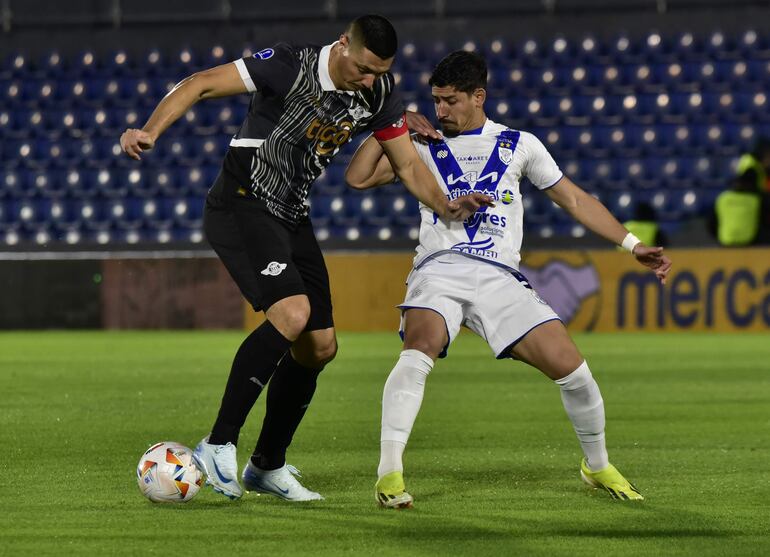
left=366, top=74, right=408, bottom=141
left=232, top=43, right=300, bottom=98
left=520, top=131, right=563, bottom=190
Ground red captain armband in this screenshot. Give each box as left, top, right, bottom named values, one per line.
left=373, top=113, right=409, bottom=142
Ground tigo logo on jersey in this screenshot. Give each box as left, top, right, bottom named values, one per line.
left=260, top=261, right=287, bottom=276
left=306, top=119, right=353, bottom=155
left=253, top=48, right=275, bottom=60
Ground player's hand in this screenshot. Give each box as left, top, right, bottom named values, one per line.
left=632, top=244, right=672, bottom=285
left=405, top=111, right=441, bottom=140
left=120, top=128, right=155, bottom=160
left=444, top=193, right=495, bottom=221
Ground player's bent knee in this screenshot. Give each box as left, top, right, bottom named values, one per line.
left=403, top=337, right=443, bottom=361
left=312, top=338, right=338, bottom=368
left=269, top=299, right=311, bottom=340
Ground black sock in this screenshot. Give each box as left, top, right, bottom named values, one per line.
left=208, top=321, right=292, bottom=445
left=251, top=353, right=322, bottom=470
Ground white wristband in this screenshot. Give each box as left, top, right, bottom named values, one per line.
left=621, top=232, right=641, bottom=253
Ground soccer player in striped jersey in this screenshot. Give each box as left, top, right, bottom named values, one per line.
left=346, top=50, right=672, bottom=507
left=120, top=16, right=491, bottom=502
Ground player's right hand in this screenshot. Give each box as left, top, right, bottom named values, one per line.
left=120, top=128, right=155, bottom=160
left=445, top=192, right=495, bottom=221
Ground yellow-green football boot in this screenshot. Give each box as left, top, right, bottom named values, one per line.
left=375, top=471, right=414, bottom=509
left=580, top=459, right=644, bottom=501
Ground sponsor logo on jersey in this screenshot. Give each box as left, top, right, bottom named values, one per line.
left=446, top=170, right=499, bottom=187
left=392, top=116, right=405, bottom=128
left=305, top=118, right=353, bottom=155
left=464, top=212, right=508, bottom=228
left=253, top=48, right=275, bottom=60
left=450, top=238, right=498, bottom=259
left=260, top=261, right=288, bottom=276
left=500, top=189, right=515, bottom=204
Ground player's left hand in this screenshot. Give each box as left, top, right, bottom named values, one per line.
left=405, top=111, right=442, bottom=140
left=446, top=193, right=496, bottom=221
left=633, top=245, right=672, bottom=285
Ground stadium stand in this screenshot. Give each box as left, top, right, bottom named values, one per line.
left=1, top=2, right=768, bottom=247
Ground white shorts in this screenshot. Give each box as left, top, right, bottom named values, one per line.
left=398, top=254, right=561, bottom=359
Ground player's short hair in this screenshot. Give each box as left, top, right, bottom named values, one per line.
left=429, top=50, right=488, bottom=94
left=347, top=14, right=398, bottom=60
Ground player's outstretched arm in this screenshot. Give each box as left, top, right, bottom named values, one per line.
left=379, top=133, right=494, bottom=221
left=546, top=176, right=672, bottom=284
left=345, top=134, right=397, bottom=189
left=120, top=63, right=248, bottom=160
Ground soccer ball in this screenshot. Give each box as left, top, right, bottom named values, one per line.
left=136, top=441, right=203, bottom=503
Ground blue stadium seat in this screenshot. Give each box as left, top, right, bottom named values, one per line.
left=72, top=50, right=99, bottom=77
left=37, top=51, right=66, bottom=78
left=3, top=52, right=29, bottom=79
left=575, top=34, right=604, bottom=65
left=704, top=31, right=738, bottom=61
left=309, top=194, right=333, bottom=227
left=515, top=37, right=545, bottom=67
left=104, top=49, right=132, bottom=76
left=1, top=169, right=24, bottom=198
left=387, top=193, right=420, bottom=227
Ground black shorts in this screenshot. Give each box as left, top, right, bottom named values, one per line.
left=203, top=177, right=333, bottom=332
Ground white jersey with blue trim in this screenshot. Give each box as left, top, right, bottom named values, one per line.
left=411, top=119, right=563, bottom=271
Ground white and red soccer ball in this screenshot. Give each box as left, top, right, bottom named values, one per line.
left=137, top=442, right=203, bottom=503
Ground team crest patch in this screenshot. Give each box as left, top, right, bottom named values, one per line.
left=260, top=261, right=287, bottom=276
left=498, top=147, right=513, bottom=164
left=348, top=105, right=372, bottom=120
left=253, top=48, right=274, bottom=60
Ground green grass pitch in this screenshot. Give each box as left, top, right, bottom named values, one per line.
left=1, top=330, right=769, bottom=556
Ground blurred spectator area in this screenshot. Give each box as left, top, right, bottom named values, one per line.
left=3, top=1, right=770, bottom=248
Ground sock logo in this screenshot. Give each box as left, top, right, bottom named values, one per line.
left=260, top=261, right=287, bottom=276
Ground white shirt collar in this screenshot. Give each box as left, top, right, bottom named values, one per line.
left=318, top=42, right=338, bottom=92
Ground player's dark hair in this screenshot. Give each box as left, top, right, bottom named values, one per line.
left=429, top=50, right=488, bottom=94
left=348, top=14, right=398, bottom=60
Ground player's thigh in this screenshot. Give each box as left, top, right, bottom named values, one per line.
left=398, top=263, right=466, bottom=360
left=402, top=308, right=449, bottom=361
left=226, top=198, right=307, bottom=309
left=290, top=327, right=338, bottom=369
left=290, top=218, right=334, bottom=332
left=510, top=320, right=584, bottom=380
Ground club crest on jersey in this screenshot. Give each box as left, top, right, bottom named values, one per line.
left=253, top=48, right=275, bottom=60
left=499, top=147, right=513, bottom=164
left=348, top=105, right=372, bottom=120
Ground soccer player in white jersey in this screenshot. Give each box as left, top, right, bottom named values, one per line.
left=345, top=50, right=672, bottom=507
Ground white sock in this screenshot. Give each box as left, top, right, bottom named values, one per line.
left=378, top=349, right=434, bottom=478
left=555, top=361, right=609, bottom=472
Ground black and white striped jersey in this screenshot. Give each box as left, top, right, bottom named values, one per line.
left=221, top=42, right=405, bottom=224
